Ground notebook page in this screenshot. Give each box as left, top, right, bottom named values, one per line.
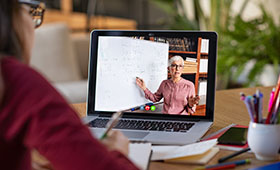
left=129, top=143, right=152, bottom=170
left=151, top=139, right=217, bottom=161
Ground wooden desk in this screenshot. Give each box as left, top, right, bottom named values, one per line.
left=71, top=86, right=277, bottom=170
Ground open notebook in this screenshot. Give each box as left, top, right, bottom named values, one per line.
left=129, top=143, right=152, bottom=170
left=151, top=139, right=218, bottom=165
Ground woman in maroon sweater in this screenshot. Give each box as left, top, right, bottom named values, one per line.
left=0, top=0, right=138, bottom=170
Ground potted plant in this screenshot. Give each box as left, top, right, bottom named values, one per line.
left=152, top=0, right=280, bottom=88
left=218, top=6, right=280, bottom=87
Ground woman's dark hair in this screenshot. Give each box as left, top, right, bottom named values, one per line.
left=0, top=0, right=23, bottom=60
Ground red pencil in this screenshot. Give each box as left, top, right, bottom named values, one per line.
left=266, top=75, right=280, bottom=124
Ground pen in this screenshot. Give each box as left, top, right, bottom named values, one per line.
left=136, top=76, right=143, bottom=82
left=243, top=96, right=255, bottom=122
left=131, top=106, right=141, bottom=111
left=249, top=96, right=257, bottom=122
left=268, top=88, right=275, bottom=112
left=145, top=102, right=154, bottom=106
left=218, top=147, right=250, bottom=163
left=272, top=93, right=280, bottom=123
left=100, top=111, right=123, bottom=140
left=198, top=159, right=250, bottom=170
left=240, top=92, right=246, bottom=101
left=257, top=90, right=263, bottom=123
left=253, top=95, right=259, bottom=123
left=198, top=164, right=236, bottom=170
left=276, top=105, right=280, bottom=124
left=266, top=75, right=280, bottom=124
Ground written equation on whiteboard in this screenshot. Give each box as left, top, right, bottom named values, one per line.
left=95, top=36, right=169, bottom=111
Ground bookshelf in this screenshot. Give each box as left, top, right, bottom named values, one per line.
left=168, top=37, right=208, bottom=116
left=140, top=36, right=208, bottom=115
left=168, top=37, right=208, bottom=95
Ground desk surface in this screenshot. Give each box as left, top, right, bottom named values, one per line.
left=72, top=86, right=278, bottom=170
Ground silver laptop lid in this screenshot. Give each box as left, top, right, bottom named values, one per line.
left=87, top=30, right=217, bottom=122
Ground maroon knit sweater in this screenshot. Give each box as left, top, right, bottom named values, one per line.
left=0, top=57, right=138, bottom=170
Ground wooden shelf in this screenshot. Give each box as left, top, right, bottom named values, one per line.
left=199, top=72, right=208, bottom=76
left=167, top=37, right=208, bottom=97
left=156, top=37, right=209, bottom=115
left=192, top=104, right=206, bottom=116
left=44, top=0, right=137, bottom=32
left=169, top=51, right=196, bottom=54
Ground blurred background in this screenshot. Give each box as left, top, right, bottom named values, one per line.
left=31, top=0, right=280, bottom=103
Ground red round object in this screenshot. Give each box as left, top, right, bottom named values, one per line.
left=145, top=105, right=150, bottom=111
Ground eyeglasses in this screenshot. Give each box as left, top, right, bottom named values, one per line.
left=19, top=0, right=46, bottom=28
left=170, top=64, right=184, bottom=69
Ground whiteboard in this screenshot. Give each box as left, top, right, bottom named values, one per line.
left=95, top=36, right=169, bottom=111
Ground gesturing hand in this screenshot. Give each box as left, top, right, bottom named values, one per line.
left=136, top=77, right=146, bottom=91
left=188, top=95, right=200, bottom=107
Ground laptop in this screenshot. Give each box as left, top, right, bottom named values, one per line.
left=84, top=30, right=217, bottom=145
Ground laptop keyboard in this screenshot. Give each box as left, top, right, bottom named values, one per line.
left=88, top=118, right=195, bottom=133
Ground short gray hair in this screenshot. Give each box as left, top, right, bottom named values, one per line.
left=168, top=55, right=184, bottom=67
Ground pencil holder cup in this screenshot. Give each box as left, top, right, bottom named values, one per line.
left=248, top=122, right=280, bottom=161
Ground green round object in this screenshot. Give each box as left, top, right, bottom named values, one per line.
left=150, top=105, right=156, bottom=111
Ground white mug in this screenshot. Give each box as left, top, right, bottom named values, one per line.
left=247, top=122, right=280, bottom=161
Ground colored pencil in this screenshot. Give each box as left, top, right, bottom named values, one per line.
left=266, top=75, right=280, bottom=124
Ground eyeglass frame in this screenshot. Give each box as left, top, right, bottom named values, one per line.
left=18, top=0, right=46, bottom=28
left=170, top=64, right=184, bottom=69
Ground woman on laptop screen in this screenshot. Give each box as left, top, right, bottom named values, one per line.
left=136, top=55, right=200, bottom=115
left=0, top=0, right=138, bottom=170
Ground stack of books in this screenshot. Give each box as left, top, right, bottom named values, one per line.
left=183, top=58, right=197, bottom=73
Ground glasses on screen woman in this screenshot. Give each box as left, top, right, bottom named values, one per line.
left=170, top=64, right=184, bottom=69
left=18, top=0, right=46, bottom=28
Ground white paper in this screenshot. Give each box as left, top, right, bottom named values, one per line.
left=151, top=139, right=217, bottom=161
left=129, top=143, right=152, bottom=170
left=199, top=59, right=208, bottom=73
left=200, top=39, right=209, bottom=53
left=198, top=81, right=207, bottom=96
left=185, top=57, right=197, bottom=63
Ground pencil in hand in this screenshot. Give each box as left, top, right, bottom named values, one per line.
left=100, top=112, right=123, bottom=140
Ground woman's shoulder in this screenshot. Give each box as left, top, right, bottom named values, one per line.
left=180, top=78, right=195, bottom=86
left=2, top=57, right=48, bottom=86
left=161, top=79, right=169, bottom=83
left=1, top=57, right=65, bottom=103
left=2, top=57, right=33, bottom=75
left=161, top=79, right=171, bottom=85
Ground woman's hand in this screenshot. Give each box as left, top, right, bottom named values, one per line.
left=101, top=130, right=129, bottom=156
left=188, top=95, right=200, bottom=107
left=32, top=150, right=53, bottom=170
left=32, top=162, right=53, bottom=170
left=136, top=77, right=146, bottom=91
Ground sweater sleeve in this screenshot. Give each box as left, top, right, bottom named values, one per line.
left=186, top=82, right=196, bottom=114
left=2, top=59, right=139, bottom=170
left=143, top=81, right=164, bottom=103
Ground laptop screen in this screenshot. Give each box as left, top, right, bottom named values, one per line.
left=88, top=31, right=217, bottom=120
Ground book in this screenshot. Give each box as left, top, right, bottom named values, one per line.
left=166, top=38, right=195, bottom=51
left=165, top=147, right=219, bottom=164
left=185, top=57, right=197, bottom=62
left=201, top=39, right=209, bottom=53
left=151, top=139, right=218, bottom=164
left=199, top=59, right=208, bottom=73
left=201, top=124, right=249, bottom=151
left=129, top=142, right=152, bottom=170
